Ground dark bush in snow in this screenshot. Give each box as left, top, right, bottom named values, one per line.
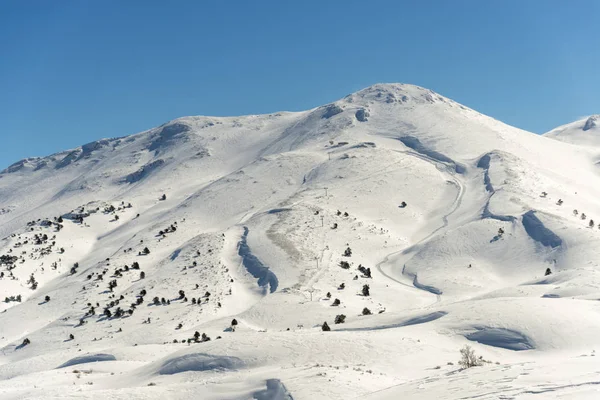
left=334, top=314, right=346, bottom=324
left=458, top=345, right=482, bottom=369
left=322, top=322, right=331, bottom=331
left=362, top=284, right=370, bottom=296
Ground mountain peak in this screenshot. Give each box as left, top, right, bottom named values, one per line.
left=343, top=83, right=448, bottom=106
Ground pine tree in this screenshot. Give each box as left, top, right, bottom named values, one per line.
left=334, top=314, right=346, bottom=324
left=362, top=284, right=370, bottom=296
left=322, top=322, right=331, bottom=331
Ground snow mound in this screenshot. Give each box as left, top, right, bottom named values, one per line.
left=57, top=353, right=116, bottom=368
left=122, top=159, right=165, bottom=183
left=465, top=327, right=534, bottom=351
left=397, top=136, right=466, bottom=174
left=252, top=379, right=294, bottom=400
left=158, top=353, right=244, bottom=375
left=544, top=114, right=600, bottom=146
left=320, top=104, right=344, bottom=119
left=521, top=211, right=562, bottom=248
left=147, top=121, right=192, bottom=153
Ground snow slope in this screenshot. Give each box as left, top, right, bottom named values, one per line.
left=544, top=115, right=600, bottom=146
left=2, top=83, right=600, bottom=399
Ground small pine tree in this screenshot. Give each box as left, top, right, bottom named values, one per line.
left=140, top=271, right=145, bottom=279
left=334, top=314, right=346, bottom=324
left=590, top=220, right=595, bottom=228
left=362, top=307, right=372, bottom=315
left=44, top=295, right=50, bottom=302
left=332, top=298, right=341, bottom=306
left=545, top=267, right=552, bottom=276
left=231, top=318, right=238, bottom=326
left=362, top=284, right=370, bottom=297
left=322, top=322, right=331, bottom=331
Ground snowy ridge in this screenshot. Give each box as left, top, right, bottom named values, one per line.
left=544, top=114, right=600, bottom=146
left=2, top=83, right=600, bottom=399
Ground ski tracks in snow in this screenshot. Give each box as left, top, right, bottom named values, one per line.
left=375, top=149, right=466, bottom=305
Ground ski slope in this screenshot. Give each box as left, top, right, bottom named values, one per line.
left=1, top=83, right=600, bottom=399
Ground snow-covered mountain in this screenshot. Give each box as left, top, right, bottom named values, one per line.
left=544, top=114, right=600, bottom=146
left=2, top=83, right=600, bottom=399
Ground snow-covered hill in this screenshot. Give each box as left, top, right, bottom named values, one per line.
left=544, top=115, right=600, bottom=146
left=2, top=83, right=600, bottom=399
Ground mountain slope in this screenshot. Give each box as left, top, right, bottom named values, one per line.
left=2, top=83, right=600, bottom=399
left=544, top=114, right=600, bottom=146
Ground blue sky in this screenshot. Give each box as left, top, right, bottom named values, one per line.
left=1, top=1, right=599, bottom=168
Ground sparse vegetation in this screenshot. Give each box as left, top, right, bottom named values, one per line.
left=458, top=345, right=482, bottom=369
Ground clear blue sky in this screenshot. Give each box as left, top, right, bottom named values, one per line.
left=1, top=1, right=599, bottom=168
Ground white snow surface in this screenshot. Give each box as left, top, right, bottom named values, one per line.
left=544, top=114, right=600, bottom=146
left=1, top=83, right=600, bottom=399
